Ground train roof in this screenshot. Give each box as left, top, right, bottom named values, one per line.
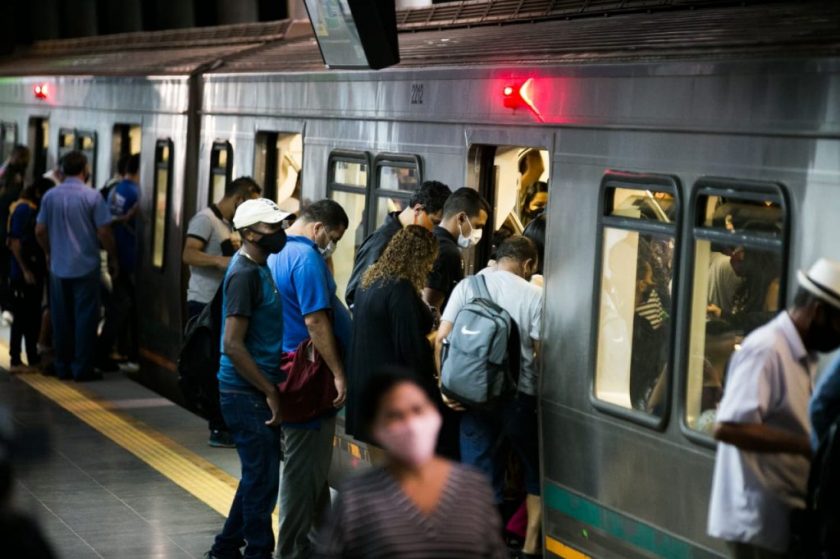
left=0, top=0, right=837, bottom=77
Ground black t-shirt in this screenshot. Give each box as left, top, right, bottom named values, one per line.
left=345, top=212, right=402, bottom=307
left=426, top=226, right=464, bottom=310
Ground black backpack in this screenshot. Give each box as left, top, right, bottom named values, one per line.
left=177, top=286, right=223, bottom=417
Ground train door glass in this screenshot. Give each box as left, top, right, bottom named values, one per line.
left=371, top=154, right=421, bottom=229
left=466, top=144, right=550, bottom=275
left=111, top=124, right=142, bottom=179
left=76, top=130, right=97, bottom=186
left=253, top=132, right=303, bottom=211
left=152, top=139, right=173, bottom=270
left=593, top=173, right=679, bottom=423
left=327, top=151, right=370, bottom=305
left=58, top=128, right=75, bottom=162
left=209, top=141, right=233, bottom=205
left=1, top=122, right=17, bottom=160
left=27, top=117, right=49, bottom=182
left=684, top=182, right=787, bottom=437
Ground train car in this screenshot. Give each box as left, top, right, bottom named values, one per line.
left=1, top=1, right=840, bottom=557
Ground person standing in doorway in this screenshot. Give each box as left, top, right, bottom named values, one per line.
left=35, top=151, right=116, bottom=382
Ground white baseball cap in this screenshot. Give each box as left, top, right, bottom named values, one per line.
left=798, top=258, right=840, bottom=310
left=233, top=198, right=293, bottom=230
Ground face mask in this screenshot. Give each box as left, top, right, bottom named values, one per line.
left=319, top=240, right=336, bottom=259
left=457, top=219, right=482, bottom=249
left=373, top=411, right=442, bottom=468
left=252, top=229, right=287, bottom=254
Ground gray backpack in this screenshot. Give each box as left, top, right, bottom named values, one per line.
left=440, top=275, right=520, bottom=408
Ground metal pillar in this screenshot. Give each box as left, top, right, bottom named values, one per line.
left=100, top=0, right=143, bottom=34
left=152, top=0, right=195, bottom=30
left=60, top=0, right=98, bottom=38
left=217, top=0, right=258, bottom=24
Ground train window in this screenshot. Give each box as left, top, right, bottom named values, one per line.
left=328, top=151, right=370, bottom=305
left=76, top=130, right=97, bottom=186
left=372, top=154, right=421, bottom=229
left=151, top=139, right=173, bottom=271
left=27, top=117, right=49, bottom=181
left=111, top=124, right=141, bottom=179
left=684, top=181, right=788, bottom=437
left=593, top=172, right=680, bottom=424
left=58, top=128, right=75, bottom=161
left=209, top=141, right=233, bottom=205
left=1, top=122, right=17, bottom=160
left=253, top=132, right=303, bottom=211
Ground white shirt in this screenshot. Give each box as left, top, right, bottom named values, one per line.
left=707, top=312, right=816, bottom=552
left=442, top=267, right=543, bottom=396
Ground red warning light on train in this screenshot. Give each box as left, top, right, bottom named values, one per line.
left=501, top=78, right=543, bottom=121
left=34, top=83, right=49, bottom=99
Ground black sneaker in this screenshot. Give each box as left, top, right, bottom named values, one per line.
left=208, top=430, right=236, bottom=448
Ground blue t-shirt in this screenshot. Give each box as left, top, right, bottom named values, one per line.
left=36, top=177, right=112, bottom=278
left=217, top=252, right=285, bottom=390
left=108, top=179, right=140, bottom=274
left=8, top=201, right=43, bottom=282
left=811, top=353, right=840, bottom=450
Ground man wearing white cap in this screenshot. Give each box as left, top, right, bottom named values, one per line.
left=207, top=198, right=291, bottom=559
left=708, top=258, right=840, bottom=558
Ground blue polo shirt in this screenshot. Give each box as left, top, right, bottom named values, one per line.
left=218, top=252, right=285, bottom=390
left=36, top=177, right=112, bottom=278
left=8, top=201, right=41, bottom=282
left=108, top=179, right=140, bottom=274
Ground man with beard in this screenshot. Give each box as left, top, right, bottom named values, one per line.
left=708, top=258, right=840, bottom=558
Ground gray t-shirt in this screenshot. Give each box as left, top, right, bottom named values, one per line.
left=442, top=267, right=543, bottom=396
left=186, top=205, right=235, bottom=304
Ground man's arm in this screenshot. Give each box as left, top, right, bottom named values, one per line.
left=35, top=223, right=49, bottom=261
left=9, top=239, right=34, bottom=285
left=304, top=309, right=346, bottom=407
left=714, top=422, right=812, bottom=458
left=97, top=225, right=119, bottom=280
left=182, top=237, right=230, bottom=270
left=223, top=315, right=281, bottom=426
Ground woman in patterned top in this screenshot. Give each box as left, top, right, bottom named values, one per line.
left=316, top=369, right=508, bottom=559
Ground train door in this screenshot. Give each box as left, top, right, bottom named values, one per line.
left=26, top=117, right=49, bottom=182
left=466, top=144, right=550, bottom=274
left=110, top=123, right=142, bottom=178
left=58, top=127, right=98, bottom=185
left=253, top=131, right=303, bottom=212
left=0, top=121, right=17, bottom=161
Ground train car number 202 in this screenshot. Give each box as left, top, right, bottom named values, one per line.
left=410, top=83, right=424, bottom=105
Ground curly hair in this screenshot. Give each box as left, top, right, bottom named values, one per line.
left=361, top=225, right=438, bottom=293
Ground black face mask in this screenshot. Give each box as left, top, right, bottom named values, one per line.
left=252, top=229, right=287, bottom=255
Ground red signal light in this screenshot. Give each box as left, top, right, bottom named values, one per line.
left=34, top=83, right=49, bottom=99
left=501, top=78, right=543, bottom=121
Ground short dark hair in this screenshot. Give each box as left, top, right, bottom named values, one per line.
left=409, top=180, right=451, bottom=215
left=22, top=177, right=55, bottom=201
left=522, top=214, right=546, bottom=270
left=60, top=151, right=87, bottom=177
left=359, top=367, right=437, bottom=431
left=125, top=153, right=140, bottom=175
left=496, top=235, right=538, bottom=264
left=116, top=154, right=130, bottom=175
left=442, top=187, right=489, bottom=220
left=225, top=176, right=261, bottom=198
left=300, top=199, right=350, bottom=230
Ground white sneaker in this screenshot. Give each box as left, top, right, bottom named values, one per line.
left=1, top=310, right=13, bottom=326
left=119, top=361, right=140, bottom=373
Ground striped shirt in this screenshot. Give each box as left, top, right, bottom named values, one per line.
left=315, top=464, right=508, bottom=559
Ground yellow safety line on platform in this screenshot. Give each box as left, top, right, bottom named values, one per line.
left=545, top=536, right=591, bottom=559
left=17, top=373, right=280, bottom=533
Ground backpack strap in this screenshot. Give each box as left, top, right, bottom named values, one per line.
left=468, top=274, right=492, bottom=302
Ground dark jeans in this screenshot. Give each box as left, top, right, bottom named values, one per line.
left=98, top=273, right=138, bottom=362
left=49, top=271, right=100, bottom=380
left=212, top=390, right=282, bottom=559
left=9, top=278, right=43, bottom=366
left=460, top=393, right=541, bottom=503
left=187, top=300, right=227, bottom=434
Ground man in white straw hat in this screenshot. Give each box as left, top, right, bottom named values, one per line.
left=207, top=198, right=292, bottom=559
left=708, top=257, right=840, bottom=558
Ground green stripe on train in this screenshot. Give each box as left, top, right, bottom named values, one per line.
left=545, top=483, right=719, bottom=559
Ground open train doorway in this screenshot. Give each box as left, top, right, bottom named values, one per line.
left=466, top=144, right=550, bottom=275
left=253, top=131, right=303, bottom=212
left=111, top=123, right=142, bottom=178
left=26, top=117, right=49, bottom=182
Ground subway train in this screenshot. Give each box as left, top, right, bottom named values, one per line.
left=0, top=1, right=839, bottom=557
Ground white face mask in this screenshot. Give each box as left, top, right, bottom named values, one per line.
left=373, top=411, right=442, bottom=468
left=319, top=240, right=336, bottom=259
left=457, top=219, right=483, bottom=249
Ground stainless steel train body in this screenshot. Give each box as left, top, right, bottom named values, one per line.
left=1, top=2, right=839, bottom=557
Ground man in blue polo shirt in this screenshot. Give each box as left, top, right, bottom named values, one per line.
left=36, top=151, right=116, bottom=382
left=268, top=199, right=350, bottom=559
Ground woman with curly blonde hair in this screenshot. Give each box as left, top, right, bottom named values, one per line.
left=345, top=225, right=439, bottom=443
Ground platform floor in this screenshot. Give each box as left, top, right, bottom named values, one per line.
left=0, top=338, right=253, bottom=559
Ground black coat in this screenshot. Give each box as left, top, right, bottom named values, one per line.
left=345, top=277, right=435, bottom=443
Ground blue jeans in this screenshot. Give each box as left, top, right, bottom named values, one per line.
left=212, top=390, right=282, bottom=559
left=49, top=271, right=100, bottom=380
left=460, top=393, right=541, bottom=503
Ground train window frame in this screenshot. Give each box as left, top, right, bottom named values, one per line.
left=680, top=177, right=790, bottom=448
left=75, top=129, right=98, bottom=186
left=590, top=170, right=682, bottom=431
left=151, top=138, right=174, bottom=272
left=370, top=153, right=423, bottom=232
left=57, top=128, right=76, bottom=161
left=209, top=140, right=233, bottom=205
left=1, top=122, right=17, bottom=160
